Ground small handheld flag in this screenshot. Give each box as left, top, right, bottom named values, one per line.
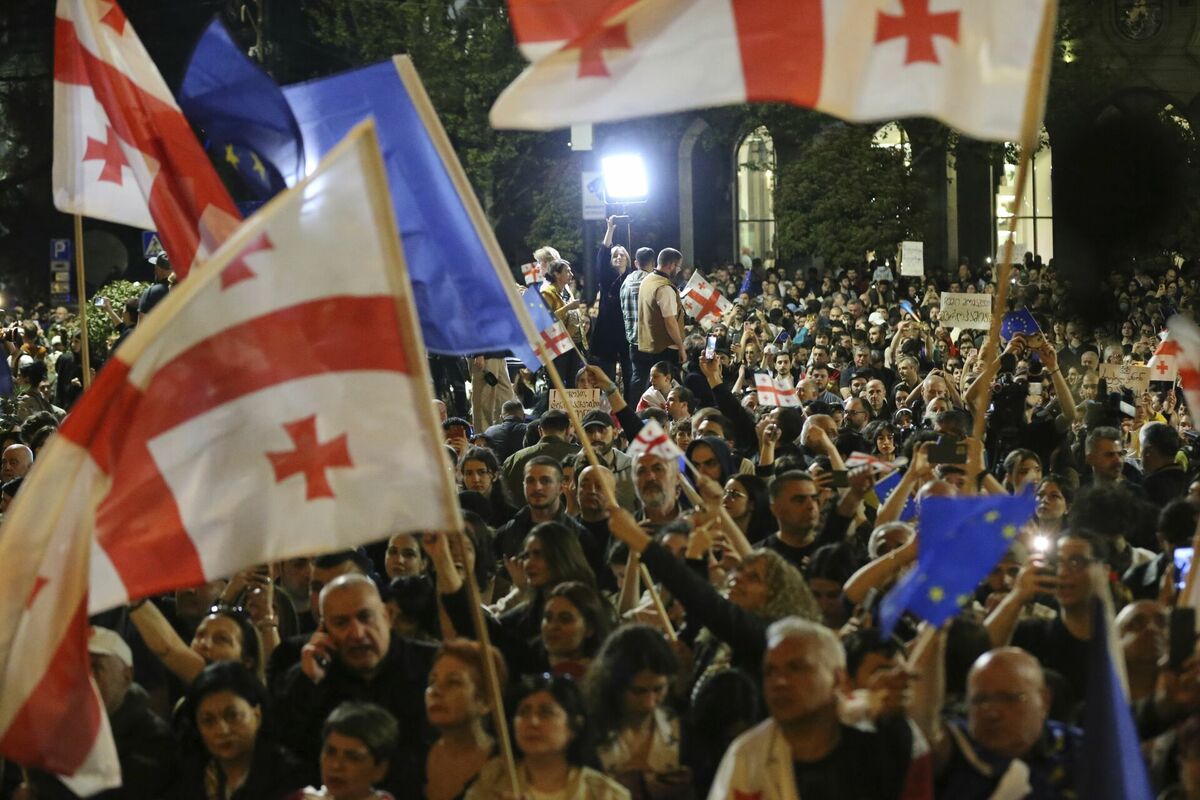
left=627, top=419, right=685, bottom=462
left=879, top=494, right=1034, bottom=636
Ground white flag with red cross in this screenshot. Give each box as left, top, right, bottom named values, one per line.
left=522, top=262, right=543, bottom=286
left=0, top=123, right=460, bottom=788
left=755, top=373, right=801, bottom=407
left=521, top=286, right=576, bottom=358
left=1168, top=315, right=1200, bottom=418
left=53, top=0, right=241, bottom=279
left=1148, top=337, right=1179, bottom=383
left=492, top=0, right=1055, bottom=144
left=681, top=271, right=733, bottom=330
left=626, top=419, right=685, bottom=461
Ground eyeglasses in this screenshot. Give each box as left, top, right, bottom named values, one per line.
left=723, top=489, right=748, bottom=500
left=968, top=691, right=1029, bottom=710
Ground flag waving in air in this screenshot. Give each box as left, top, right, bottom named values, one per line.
left=681, top=271, right=733, bottom=329
left=53, top=0, right=241, bottom=279
left=755, top=373, right=801, bottom=407
left=1167, top=315, right=1200, bottom=414
left=522, top=287, right=576, bottom=358
left=492, top=0, right=1057, bottom=142
left=1148, top=336, right=1179, bottom=383
left=0, top=123, right=460, bottom=787
left=626, top=419, right=685, bottom=461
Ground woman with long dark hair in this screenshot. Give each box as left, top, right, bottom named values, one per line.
left=174, top=662, right=309, bottom=799
left=720, top=474, right=774, bottom=545
left=467, top=675, right=628, bottom=800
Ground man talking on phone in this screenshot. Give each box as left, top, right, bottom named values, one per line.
left=280, top=573, right=435, bottom=797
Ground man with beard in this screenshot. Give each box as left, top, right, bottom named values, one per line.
left=635, top=451, right=682, bottom=526
left=493, top=455, right=602, bottom=576
left=581, top=410, right=636, bottom=511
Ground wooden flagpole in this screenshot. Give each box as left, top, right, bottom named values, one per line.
left=969, top=0, right=1059, bottom=449
left=73, top=215, right=93, bottom=389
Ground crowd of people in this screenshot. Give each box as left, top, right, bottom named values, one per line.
left=4, top=218, right=1200, bottom=799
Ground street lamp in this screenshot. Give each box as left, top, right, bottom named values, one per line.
left=601, top=154, right=649, bottom=204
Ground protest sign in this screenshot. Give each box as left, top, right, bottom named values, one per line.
left=939, top=293, right=992, bottom=330
left=1099, top=364, right=1151, bottom=396
left=900, top=241, right=924, bottom=277
left=550, top=389, right=603, bottom=414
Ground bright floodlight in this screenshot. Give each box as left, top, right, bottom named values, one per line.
left=602, top=154, right=649, bottom=203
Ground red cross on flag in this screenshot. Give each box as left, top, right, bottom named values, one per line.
left=522, top=261, right=543, bottom=286
left=755, top=373, right=801, bottom=408
left=626, top=419, right=685, bottom=462
left=681, top=271, right=733, bottom=330
left=1168, top=315, right=1200, bottom=416
left=53, top=0, right=241, bottom=279
left=0, top=123, right=459, bottom=789
left=1148, top=337, right=1179, bottom=383
left=493, top=0, right=1055, bottom=143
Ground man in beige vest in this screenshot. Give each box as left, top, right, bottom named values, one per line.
left=632, top=248, right=686, bottom=400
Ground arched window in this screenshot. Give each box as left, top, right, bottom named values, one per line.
left=995, top=130, right=1053, bottom=260
left=872, top=122, right=912, bottom=167
left=736, top=126, right=775, bottom=266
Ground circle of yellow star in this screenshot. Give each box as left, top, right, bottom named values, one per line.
left=928, top=586, right=945, bottom=602
left=984, top=510, right=1000, bottom=523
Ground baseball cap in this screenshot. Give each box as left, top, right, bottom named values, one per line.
left=88, top=626, right=133, bottom=668
left=581, top=409, right=613, bottom=429
left=148, top=253, right=171, bottom=269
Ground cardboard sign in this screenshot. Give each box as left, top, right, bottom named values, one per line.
left=1099, top=363, right=1151, bottom=397
left=549, top=389, right=603, bottom=415
left=939, top=292, right=992, bottom=330
left=900, top=241, right=924, bottom=276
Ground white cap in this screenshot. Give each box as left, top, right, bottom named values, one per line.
left=50, top=336, right=62, bottom=346
left=88, top=626, right=133, bottom=668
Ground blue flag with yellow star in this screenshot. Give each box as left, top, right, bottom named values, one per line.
left=878, top=493, right=1034, bottom=636
left=1000, top=308, right=1041, bottom=342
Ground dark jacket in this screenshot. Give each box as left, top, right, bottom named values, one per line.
left=483, top=416, right=529, bottom=462
left=500, top=435, right=580, bottom=503
left=1144, top=464, right=1190, bottom=509
left=591, top=248, right=633, bottom=361
left=30, top=684, right=178, bottom=799
left=278, top=634, right=437, bottom=796
left=493, top=505, right=605, bottom=580
left=171, top=742, right=309, bottom=800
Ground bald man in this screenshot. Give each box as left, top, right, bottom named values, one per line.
left=280, top=573, right=435, bottom=796
left=931, top=647, right=1083, bottom=798
left=1, top=443, right=31, bottom=483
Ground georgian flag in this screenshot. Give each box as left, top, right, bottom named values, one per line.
left=1148, top=337, right=1179, bottom=383
left=1168, top=315, right=1200, bottom=418
left=492, top=0, right=1055, bottom=143
left=681, top=271, right=733, bottom=330
left=53, top=0, right=241, bottom=278
left=626, top=419, right=685, bottom=461
left=0, top=124, right=460, bottom=788
left=755, top=373, right=801, bottom=407
left=522, top=287, right=576, bottom=358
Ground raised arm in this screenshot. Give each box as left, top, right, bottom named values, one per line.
left=129, top=599, right=206, bottom=685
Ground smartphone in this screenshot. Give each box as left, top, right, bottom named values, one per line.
left=92, top=296, right=105, bottom=307
left=1176, top=547, right=1195, bottom=592
left=704, top=335, right=718, bottom=361
left=927, top=434, right=967, bottom=465
left=1028, top=381, right=1043, bottom=396
left=829, top=470, right=850, bottom=488
left=1169, top=607, right=1196, bottom=671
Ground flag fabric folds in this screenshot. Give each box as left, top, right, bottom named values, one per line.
left=1000, top=308, right=1041, bottom=342
left=879, top=493, right=1034, bottom=636
left=1167, top=315, right=1200, bottom=415
left=179, top=24, right=540, bottom=368
left=1077, top=598, right=1154, bottom=799
left=177, top=21, right=304, bottom=196
left=0, top=123, right=461, bottom=786
left=522, top=287, right=575, bottom=358
left=53, top=0, right=240, bottom=279
left=754, top=373, right=800, bottom=408
left=1148, top=336, right=1179, bottom=383
left=872, top=468, right=916, bottom=520
left=681, top=271, right=733, bottom=329
left=627, top=419, right=685, bottom=461
left=492, top=0, right=1056, bottom=143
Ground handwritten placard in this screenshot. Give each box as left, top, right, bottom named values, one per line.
left=900, top=241, right=924, bottom=277
left=549, top=389, right=603, bottom=415
left=1099, top=364, right=1151, bottom=396
left=939, top=293, right=992, bottom=330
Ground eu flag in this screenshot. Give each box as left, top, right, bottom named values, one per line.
left=1078, top=598, right=1153, bottom=799
left=879, top=494, right=1034, bottom=636
left=873, top=470, right=916, bottom=522
left=179, top=22, right=539, bottom=369
left=1000, top=308, right=1041, bottom=341
left=521, top=287, right=556, bottom=335
left=178, top=22, right=304, bottom=195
